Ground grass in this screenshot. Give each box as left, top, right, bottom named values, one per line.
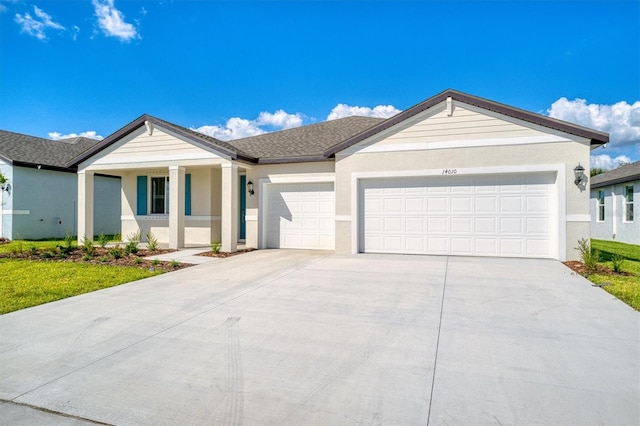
left=589, top=239, right=640, bottom=310
left=0, top=259, right=163, bottom=315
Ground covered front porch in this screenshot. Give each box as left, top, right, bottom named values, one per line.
left=78, top=160, right=249, bottom=251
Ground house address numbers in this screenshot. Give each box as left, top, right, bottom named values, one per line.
left=442, top=169, right=458, bottom=175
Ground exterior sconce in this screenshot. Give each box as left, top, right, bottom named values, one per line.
left=573, top=164, right=586, bottom=186
left=247, top=180, right=255, bottom=196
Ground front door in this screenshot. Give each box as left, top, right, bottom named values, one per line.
left=239, top=175, right=246, bottom=240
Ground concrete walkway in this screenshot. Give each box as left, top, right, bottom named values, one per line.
left=143, top=247, right=217, bottom=265
left=0, top=251, right=638, bottom=425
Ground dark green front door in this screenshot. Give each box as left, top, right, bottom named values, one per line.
left=239, top=175, right=246, bottom=240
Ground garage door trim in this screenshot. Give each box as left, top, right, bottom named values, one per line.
left=350, top=165, right=566, bottom=260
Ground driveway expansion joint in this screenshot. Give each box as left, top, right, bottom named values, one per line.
left=426, top=255, right=449, bottom=426
left=0, top=399, right=111, bottom=425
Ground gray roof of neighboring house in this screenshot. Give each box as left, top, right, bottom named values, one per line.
left=591, top=161, right=640, bottom=189
left=227, top=116, right=386, bottom=163
left=0, top=130, right=101, bottom=171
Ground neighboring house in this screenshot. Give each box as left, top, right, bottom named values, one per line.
left=0, top=130, right=121, bottom=240
left=70, top=89, right=608, bottom=261
left=590, top=161, right=639, bottom=245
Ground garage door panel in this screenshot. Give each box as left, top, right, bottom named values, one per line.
left=266, top=182, right=334, bottom=250
left=361, top=173, right=555, bottom=258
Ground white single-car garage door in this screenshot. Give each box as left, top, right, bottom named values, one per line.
left=265, top=182, right=335, bottom=249
left=360, top=173, right=556, bottom=258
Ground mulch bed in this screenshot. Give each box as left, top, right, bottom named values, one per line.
left=0, top=247, right=190, bottom=272
left=197, top=248, right=257, bottom=258
left=563, top=261, right=631, bottom=277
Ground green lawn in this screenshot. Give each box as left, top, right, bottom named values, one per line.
left=590, top=239, right=640, bottom=310
left=0, top=259, right=163, bottom=315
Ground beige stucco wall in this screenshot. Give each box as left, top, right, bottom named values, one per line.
left=334, top=140, right=591, bottom=261
left=120, top=166, right=223, bottom=246
left=244, top=161, right=335, bottom=249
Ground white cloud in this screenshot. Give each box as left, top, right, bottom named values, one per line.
left=327, top=103, right=401, bottom=121
left=14, top=6, right=64, bottom=40
left=590, top=154, right=633, bottom=171
left=256, top=110, right=303, bottom=129
left=193, top=110, right=304, bottom=141
left=92, top=0, right=138, bottom=41
left=194, top=118, right=266, bottom=141
left=49, top=131, right=104, bottom=141
left=547, top=97, right=640, bottom=148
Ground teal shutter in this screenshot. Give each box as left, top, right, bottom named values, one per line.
left=136, top=176, right=147, bottom=215
left=185, top=173, right=192, bottom=216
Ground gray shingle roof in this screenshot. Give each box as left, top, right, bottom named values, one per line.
left=0, top=130, right=101, bottom=170
left=227, top=116, right=386, bottom=163
left=591, top=161, right=640, bottom=188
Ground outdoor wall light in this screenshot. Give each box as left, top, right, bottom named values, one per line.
left=574, top=164, right=586, bottom=186
left=247, top=180, right=255, bottom=196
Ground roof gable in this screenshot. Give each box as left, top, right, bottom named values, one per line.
left=324, top=89, right=610, bottom=157
left=68, top=114, right=255, bottom=167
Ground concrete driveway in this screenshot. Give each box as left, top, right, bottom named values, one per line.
left=0, top=250, right=638, bottom=425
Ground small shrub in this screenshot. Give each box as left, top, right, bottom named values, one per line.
left=576, top=238, right=600, bottom=273
left=99, top=256, right=109, bottom=263
left=125, top=230, right=141, bottom=255
left=109, top=245, right=123, bottom=260
left=133, top=257, right=142, bottom=265
left=40, top=251, right=53, bottom=259
left=97, top=232, right=110, bottom=248
left=151, top=258, right=160, bottom=266
left=57, top=251, right=68, bottom=259
left=146, top=231, right=159, bottom=252
left=611, top=253, right=626, bottom=273
left=29, top=245, right=38, bottom=255
left=82, top=253, right=92, bottom=261
left=81, top=235, right=96, bottom=257
left=57, top=233, right=75, bottom=255
left=169, top=259, right=179, bottom=268
left=9, top=240, right=24, bottom=255
left=211, top=241, right=222, bottom=254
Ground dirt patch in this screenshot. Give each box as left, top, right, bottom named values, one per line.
left=563, top=261, right=631, bottom=277
left=197, top=248, right=257, bottom=258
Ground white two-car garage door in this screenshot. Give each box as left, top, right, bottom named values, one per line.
left=360, top=173, right=556, bottom=258
left=265, top=182, right=335, bottom=249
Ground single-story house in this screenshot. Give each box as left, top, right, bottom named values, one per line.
left=590, top=161, right=639, bottom=245
left=70, top=89, right=609, bottom=261
left=0, top=130, right=121, bottom=240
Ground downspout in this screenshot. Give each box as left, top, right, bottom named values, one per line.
left=611, top=185, right=616, bottom=239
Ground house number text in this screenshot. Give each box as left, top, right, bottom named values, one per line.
left=442, top=169, right=458, bottom=175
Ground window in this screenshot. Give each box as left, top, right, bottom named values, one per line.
left=625, top=185, right=634, bottom=222
left=136, top=174, right=190, bottom=216
left=151, top=176, right=169, bottom=214
left=597, top=190, right=605, bottom=221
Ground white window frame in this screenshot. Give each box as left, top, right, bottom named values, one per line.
left=624, top=184, right=634, bottom=223
left=150, top=176, right=170, bottom=215
left=597, top=190, right=605, bottom=222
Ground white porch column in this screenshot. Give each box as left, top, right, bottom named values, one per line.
left=221, top=162, right=238, bottom=252
left=78, top=170, right=94, bottom=243
left=169, top=166, right=186, bottom=249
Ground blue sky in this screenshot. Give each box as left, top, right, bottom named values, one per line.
left=1, top=0, right=638, bottom=168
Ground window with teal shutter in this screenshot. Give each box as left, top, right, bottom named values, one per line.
left=137, top=176, right=147, bottom=215
left=185, top=173, right=192, bottom=216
